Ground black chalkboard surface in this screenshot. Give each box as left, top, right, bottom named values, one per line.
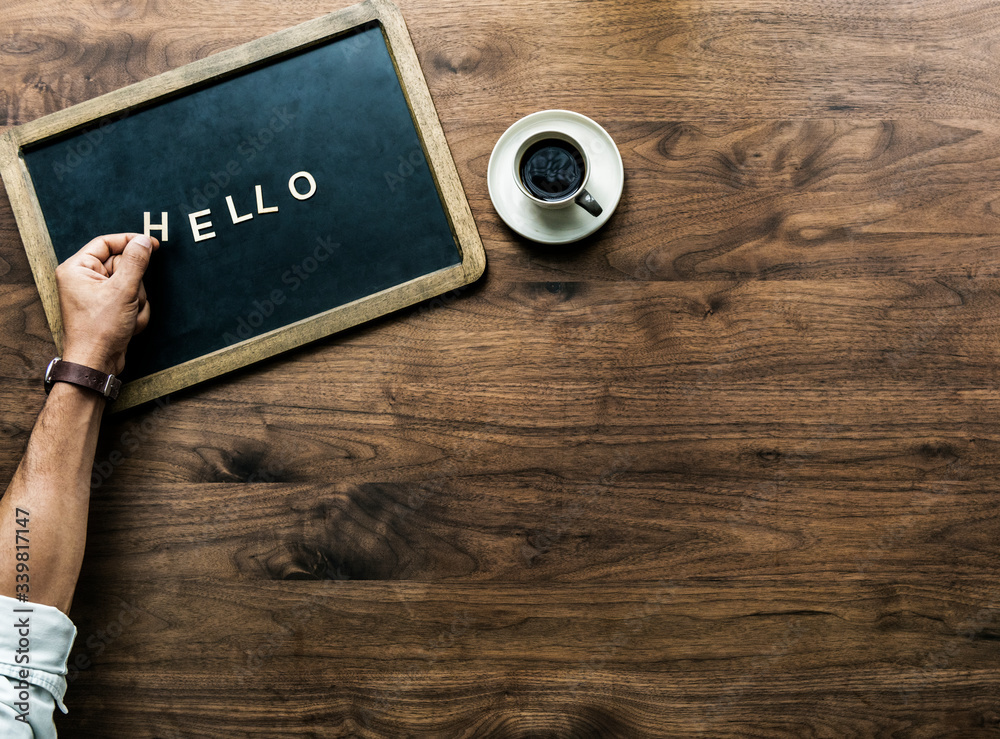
left=1, top=1, right=485, bottom=410
left=27, top=25, right=458, bottom=380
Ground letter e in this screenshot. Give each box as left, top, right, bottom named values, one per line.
left=188, top=210, right=216, bottom=242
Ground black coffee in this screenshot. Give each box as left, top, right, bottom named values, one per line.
left=519, top=138, right=585, bottom=201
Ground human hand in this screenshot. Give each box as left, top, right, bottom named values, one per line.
left=55, top=233, right=159, bottom=375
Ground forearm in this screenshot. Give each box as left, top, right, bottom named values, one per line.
left=0, top=382, right=104, bottom=614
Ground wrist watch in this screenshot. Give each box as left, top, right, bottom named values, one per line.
left=43, top=357, right=121, bottom=402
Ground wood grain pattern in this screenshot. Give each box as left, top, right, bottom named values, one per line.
left=60, top=580, right=1000, bottom=737
left=0, top=0, right=998, bottom=736
left=2, top=277, right=997, bottom=486
left=469, top=119, right=1000, bottom=282
left=5, top=0, right=1000, bottom=123
left=74, top=479, right=1000, bottom=583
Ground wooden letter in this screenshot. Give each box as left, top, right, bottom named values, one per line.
left=144, top=211, right=169, bottom=242
left=226, top=196, right=254, bottom=224
left=255, top=185, right=279, bottom=214
left=288, top=171, right=317, bottom=201
left=188, top=209, right=217, bottom=242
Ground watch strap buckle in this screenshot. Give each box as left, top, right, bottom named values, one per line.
left=43, top=357, right=121, bottom=402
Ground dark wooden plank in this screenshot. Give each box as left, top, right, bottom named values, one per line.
left=466, top=119, right=1000, bottom=281
left=10, top=382, right=1000, bottom=487
left=0, top=275, right=985, bottom=485
left=6, top=379, right=996, bottom=486
left=5, top=0, right=1000, bottom=125
left=4, top=276, right=1000, bottom=485
left=57, top=580, right=1000, bottom=737
left=71, top=479, right=1000, bottom=582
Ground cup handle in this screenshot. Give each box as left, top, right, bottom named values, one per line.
left=575, top=188, right=603, bottom=217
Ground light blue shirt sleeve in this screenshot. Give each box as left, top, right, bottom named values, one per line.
left=0, top=594, right=77, bottom=738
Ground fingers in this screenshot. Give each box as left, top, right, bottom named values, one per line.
left=72, top=233, right=159, bottom=266
left=134, top=296, right=151, bottom=335
left=108, top=235, right=154, bottom=294
left=76, top=233, right=140, bottom=264
left=77, top=254, right=111, bottom=278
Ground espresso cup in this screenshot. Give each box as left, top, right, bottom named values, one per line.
left=513, top=131, right=603, bottom=217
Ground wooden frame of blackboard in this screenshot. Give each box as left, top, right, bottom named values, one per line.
left=0, top=0, right=485, bottom=412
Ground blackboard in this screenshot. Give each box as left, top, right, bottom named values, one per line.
left=0, top=0, right=485, bottom=411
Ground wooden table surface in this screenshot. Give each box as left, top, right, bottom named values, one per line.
left=3, top=0, right=1000, bottom=736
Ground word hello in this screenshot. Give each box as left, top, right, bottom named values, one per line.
left=144, top=170, right=317, bottom=243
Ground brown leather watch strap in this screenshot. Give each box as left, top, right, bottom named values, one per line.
left=44, top=358, right=121, bottom=401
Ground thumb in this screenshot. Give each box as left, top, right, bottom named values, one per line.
left=111, top=235, right=154, bottom=292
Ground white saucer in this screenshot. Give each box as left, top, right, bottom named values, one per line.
left=487, top=110, right=624, bottom=245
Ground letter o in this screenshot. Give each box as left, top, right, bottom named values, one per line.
left=288, top=171, right=317, bottom=201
